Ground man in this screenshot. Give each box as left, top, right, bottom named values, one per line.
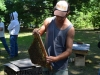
left=0, top=18, right=10, bottom=54
left=33, top=1, right=75, bottom=75
left=7, top=11, right=20, bottom=58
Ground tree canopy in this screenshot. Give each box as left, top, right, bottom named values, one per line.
left=0, top=0, right=100, bottom=29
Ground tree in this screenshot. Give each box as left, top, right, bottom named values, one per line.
left=0, top=0, right=6, bottom=11
left=0, top=0, right=6, bottom=21
left=4, top=0, right=55, bottom=28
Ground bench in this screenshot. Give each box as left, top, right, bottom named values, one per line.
left=72, top=43, right=90, bottom=66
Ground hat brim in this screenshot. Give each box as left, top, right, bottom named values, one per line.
left=54, top=10, right=67, bottom=17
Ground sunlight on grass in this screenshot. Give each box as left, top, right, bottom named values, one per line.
left=0, top=32, right=33, bottom=75
left=18, top=33, right=32, bottom=37
left=0, top=72, right=3, bottom=75
left=5, top=32, right=32, bottom=38
left=86, top=59, right=92, bottom=63
left=0, top=31, right=100, bottom=75
left=19, top=50, right=28, bottom=53
left=94, top=56, right=100, bottom=59
left=5, top=33, right=9, bottom=38
left=0, top=56, right=5, bottom=59
left=94, top=65, right=100, bottom=69
left=70, top=70, right=81, bottom=74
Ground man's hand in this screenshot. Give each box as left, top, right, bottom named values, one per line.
left=46, top=56, right=59, bottom=63
left=32, top=28, right=40, bottom=35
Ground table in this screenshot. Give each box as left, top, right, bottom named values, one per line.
left=72, top=43, right=90, bottom=66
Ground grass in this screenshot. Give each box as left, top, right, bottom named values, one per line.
left=69, top=30, right=100, bottom=75
left=0, top=30, right=100, bottom=75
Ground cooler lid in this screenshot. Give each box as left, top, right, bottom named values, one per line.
left=10, top=58, right=35, bottom=69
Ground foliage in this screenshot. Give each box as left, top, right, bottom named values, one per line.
left=0, top=0, right=100, bottom=29
left=68, top=0, right=100, bottom=29
left=90, top=0, right=100, bottom=29
left=68, top=3, right=93, bottom=29
left=4, top=0, right=54, bottom=28
left=0, top=0, right=6, bottom=21
left=0, top=0, right=6, bottom=11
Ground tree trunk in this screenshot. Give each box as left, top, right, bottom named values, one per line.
left=52, top=0, right=57, bottom=16
left=53, top=0, right=57, bottom=7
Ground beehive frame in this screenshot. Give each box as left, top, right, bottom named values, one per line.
left=28, top=33, right=52, bottom=70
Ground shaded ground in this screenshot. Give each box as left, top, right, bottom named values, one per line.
left=0, top=30, right=100, bottom=75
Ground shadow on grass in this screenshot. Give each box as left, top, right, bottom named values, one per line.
left=0, top=32, right=33, bottom=74
left=68, top=30, right=100, bottom=75
left=0, top=30, right=100, bottom=75
left=0, top=31, right=46, bottom=75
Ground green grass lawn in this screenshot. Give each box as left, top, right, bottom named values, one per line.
left=69, top=30, right=100, bottom=75
left=0, top=30, right=100, bottom=75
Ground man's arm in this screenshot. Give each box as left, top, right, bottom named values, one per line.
left=33, top=17, right=52, bottom=36
left=7, top=21, right=15, bottom=30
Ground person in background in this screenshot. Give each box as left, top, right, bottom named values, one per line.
left=33, top=0, right=75, bottom=75
left=7, top=11, right=20, bottom=59
left=0, top=18, right=10, bottom=54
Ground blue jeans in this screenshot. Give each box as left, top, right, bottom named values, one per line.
left=0, top=37, right=10, bottom=54
left=10, top=35, right=18, bottom=57
left=42, top=68, right=68, bottom=75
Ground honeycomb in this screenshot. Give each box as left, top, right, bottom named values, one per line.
left=28, top=33, right=52, bottom=70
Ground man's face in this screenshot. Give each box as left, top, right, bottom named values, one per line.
left=55, top=15, right=66, bottom=23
